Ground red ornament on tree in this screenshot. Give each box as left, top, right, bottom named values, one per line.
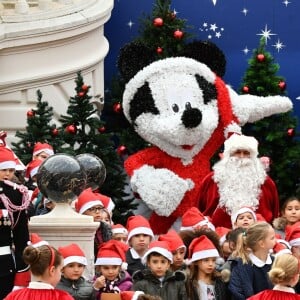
left=173, top=29, right=183, bottom=39
left=113, top=102, right=122, bottom=113
left=153, top=17, right=164, bottom=27
left=117, top=145, right=127, bottom=156
left=78, top=91, right=85, bottom=97
left=66, top=124, right=77, bottom=134
left=156, top=47, right=163, bottom=54
left=98, top=126, right=106, bottom=133
left=27, top=110, right=35, bottom=117
left=81, top=84, right=89, bottom=91
left=287, top=128, right=295, bottom=137
left=278, top=81, right=286, bottom=91
left=242, top=86, right=249, bottom=93
left=256, top=54, right=265, bottom=62
left=52, top=128, right=59, bottom=136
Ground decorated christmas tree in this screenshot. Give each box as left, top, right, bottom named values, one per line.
left=58, top=71, right=136, bottom=224
left=103, top=0, right=193, bottom=155
left=12, top=90, right=61, bottom=165
left=240, top=37, right=300, bottom=202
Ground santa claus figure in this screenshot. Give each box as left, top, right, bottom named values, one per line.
left=198, top=134, right=279, bottom=228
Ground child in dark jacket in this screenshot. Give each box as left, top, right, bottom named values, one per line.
left=56, top=243, right=96, bottom=300
left=93, top=240, right=132, bottom=299
left=133, top=240, right=187, bottom=300
left=186, top=235, right=229, bottom=300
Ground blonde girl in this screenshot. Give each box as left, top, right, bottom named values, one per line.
left=228, top=222, right=276, bottom=300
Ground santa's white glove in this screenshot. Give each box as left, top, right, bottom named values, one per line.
left=131, top=165, right=194, bottom=217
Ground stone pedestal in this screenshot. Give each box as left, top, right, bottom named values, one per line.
left=29, top=202, right=99, bottom=280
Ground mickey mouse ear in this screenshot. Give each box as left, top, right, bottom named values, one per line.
left=117, top=41, right=156, bottom=82
left=181, top=40, right=226, bottom=78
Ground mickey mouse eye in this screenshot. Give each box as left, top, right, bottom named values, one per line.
left=185, top=102, right=192, bottom=110
left=172, top=104, right=179, bottom=113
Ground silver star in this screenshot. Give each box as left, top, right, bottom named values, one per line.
left=210, top=23, right=218, bottom=31
left=256, top=24, right=277, bottom=44
left=242, top=47, right=250, bottom=55
left=215, top=32, right=221, bottom=38
left=212, top=0, right=217, bottom=5
left=283, top=0, right=291, bottom=6
left=241, top=8, right=248, bottom=16
left=127, top=20, right=134, bottom=28
left=272, top=39, right=285, bottom=52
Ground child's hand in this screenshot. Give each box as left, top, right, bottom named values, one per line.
left=93, top=275, right=106, bottom=290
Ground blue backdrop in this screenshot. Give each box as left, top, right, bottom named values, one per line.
left=104, top=0, right=300, bottom=117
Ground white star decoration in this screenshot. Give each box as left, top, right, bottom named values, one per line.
left=257, top=24, right=277, bottom=44
left=272, top=39, right=285, bottom=52
left=127, top=20, right=134, bottom=28
left=283, top=0, right=291, bottom=6
left=241, top=8, right=248, bottom=16
left=242, top=47, right=250, bottom=55
left=210, top=23, right=218, bottom=31
left=212, top=0, right=217, bottom=5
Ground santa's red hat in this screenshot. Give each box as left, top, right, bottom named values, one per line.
left=95, top=240, right=129, bottom=266
left=188, top=235, right=219, bottom=263
left=0, top=146, right=17, bottom=170
left=76, top=188, right=104, bottom=214
left=223, top=134, right=258, bottom=158
left=215, top=227, right=231, bottom=246
left=158, top=229, right=186, bottom=252
left=120, top=291, right=144, bottom=300
left=25, top=159, right=42, bottom=179
left=231, top=206, right=257, bottom=226
left=126, top=215, right=154, bottom=242
left=143, top=240, right=173, bottom=263
left=180, top=207, right=215, bottom=231
left=285, top=222, right=300, bottom=247
left=28, top=233, right=49, bottom=248
left=33, top=142, right=54, bottom=157
left=93, top=192, right=115, bottom=213
left=112, top=224, right=128, bottom=236
left=58, top=243, right=87, bottom=266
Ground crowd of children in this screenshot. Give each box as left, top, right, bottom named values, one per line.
left=2, top=134, right=300, bottom=300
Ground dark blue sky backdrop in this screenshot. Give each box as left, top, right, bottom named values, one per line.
left=104, top=0, right=300, bottom=116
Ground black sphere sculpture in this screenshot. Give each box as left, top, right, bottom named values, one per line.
left=76, top=153, right=106, bottom=191
left=36, top=154, right=87, bottom=203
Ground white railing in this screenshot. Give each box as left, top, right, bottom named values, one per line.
left=0, top=0, right=97, bottom=21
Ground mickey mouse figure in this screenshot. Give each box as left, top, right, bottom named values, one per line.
left=118, top=41, right=292, bottom=234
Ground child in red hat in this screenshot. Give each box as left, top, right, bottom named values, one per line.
left=93, top=240, right=132, bottom=299
left=186, top=235, right=229, bottom=300
left=125, top=215, right=154, bottom=276
left=132, top=240, right=186, bottom=300
left=32, top=142, right=54, bottom=161
left=56, top=243, right=95, bottom=300
left=0, top=139, right=31, bottom=299
left=112, top=224, right=128, bottom=244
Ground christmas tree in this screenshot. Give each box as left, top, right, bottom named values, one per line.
left=103, top=0, right=193, bottom=155
left=58, top=71, right=136, bottom=224
left=240, top=37, right=300, bottom=203
left=12, top=90, right=61, bottom=165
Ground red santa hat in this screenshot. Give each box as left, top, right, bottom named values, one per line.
left=25, top=159, right=42, bottom=179
left=95, top=240, right=129, bottom=266
left=188, top=235, right=219, bottom=263
left=112, top=224, right=128, bottom=236
left=180, top=207, right=215, bottom=231
left=33, top=142, right=54, bottom=157
left=142, top=240, right=173, bottom=264
left=28, top=233, right=49, bottom=248
left=76, top=188, right=104, bottom=214
left=0, top=146, right=17, bottom=170
left=231, top=206, right=257, bottom=226
left=120, top=291, right=144, bottom=300
left=126, top=215, right=154, bottom=242
left=223, top=134, right=258, bottom=158
left=158, top=229, right=186, bottom=252
left=285, top=222, right=300, bottom=247
left=273, top=241, right=292, bottom=257
left=93, top=192, right=115, bottom=214
left=215, top=227, right=231, bottom=246
left=58, top=243, right=87, bottom=266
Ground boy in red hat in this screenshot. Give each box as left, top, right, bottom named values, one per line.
left=32, top=142, right=54, bottom=161
left=0, top=141, right=31, bottom=299
left=56, top=243, right=95, bottom=300
left=132, top=240, right=187, bottom=300
left=125, top=215, right=154, bottom=276
left=93, top=240, right=132, bottom=299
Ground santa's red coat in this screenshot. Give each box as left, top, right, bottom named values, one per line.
left=197, top=171, right=279, bottom=228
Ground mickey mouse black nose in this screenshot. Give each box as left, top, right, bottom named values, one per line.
left=181, top=105, right=202, bottom=128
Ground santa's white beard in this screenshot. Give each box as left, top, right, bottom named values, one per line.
left=213, top=156, right=267, bottom=215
